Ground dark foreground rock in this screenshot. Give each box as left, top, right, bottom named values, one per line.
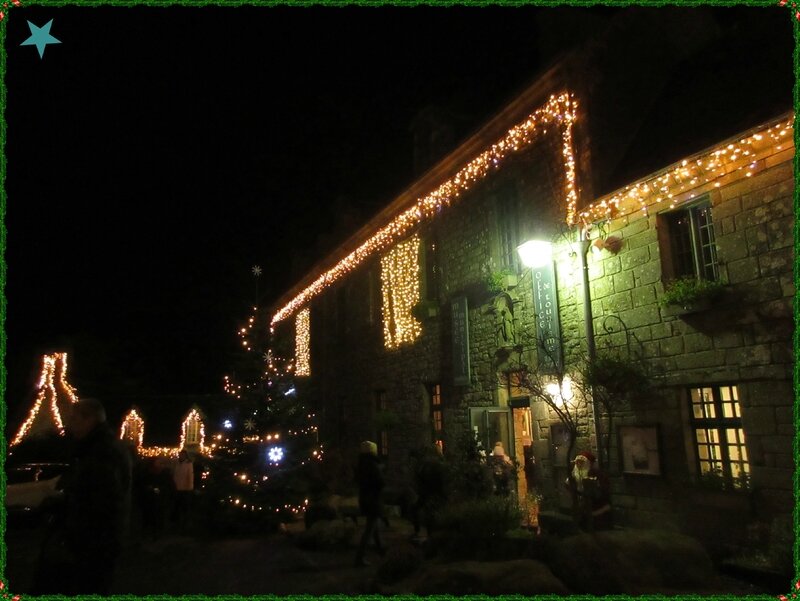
left=550, top=529, right=721, bottom=594
left=382, top=559, right=569, bottom=595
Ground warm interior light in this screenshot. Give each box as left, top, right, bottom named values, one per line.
left=517, top=240, right=553, bottom=269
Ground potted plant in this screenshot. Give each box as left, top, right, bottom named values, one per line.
left=659, top=277, right=725, bottom=315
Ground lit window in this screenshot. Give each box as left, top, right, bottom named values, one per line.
left=689, top=385, right=749, bottom=489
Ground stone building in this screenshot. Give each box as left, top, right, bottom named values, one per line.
left=269, top=11, right=793, bottom=560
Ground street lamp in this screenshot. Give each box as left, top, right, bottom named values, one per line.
left=517, top=240, right=553, bottom=269
left=519, top=233, right=603, bottom=465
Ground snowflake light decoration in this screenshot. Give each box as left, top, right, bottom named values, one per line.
left=267, top=446, right=284, bottom=463
left=244, top=418, right=256, bottom=431
left=252, top=265, right=262, bottom=277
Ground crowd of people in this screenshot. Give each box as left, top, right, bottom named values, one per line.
left=28, top=395, right=612, bottom=590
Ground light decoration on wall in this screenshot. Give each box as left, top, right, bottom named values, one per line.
left=295, top=308, right=310, bottom=376
left=180, top=408, right=206, bottom=451
left=381, top=234, right=423, bottom=349
left=579, top=115, right=794, bottom=224
left=120, top=409, right=145, bottom=447
left=11, top=352, right=79, bottom=447
left=271, top=93, right=579, bottom=327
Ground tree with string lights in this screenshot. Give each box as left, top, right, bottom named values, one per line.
left=201, top=266, right=322, bottom=532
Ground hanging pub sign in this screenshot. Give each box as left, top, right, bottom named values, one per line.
left=451, top=296, right=471, bottom=386
left=532, top=262, right=563, bottom=373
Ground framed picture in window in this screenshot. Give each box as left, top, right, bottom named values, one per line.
left=619, top=425, right=661, bottom=476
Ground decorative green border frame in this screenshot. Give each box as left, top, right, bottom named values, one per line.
left=0, top=2, right=796, bottom=600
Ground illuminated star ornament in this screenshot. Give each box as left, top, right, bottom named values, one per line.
left=21, top=19, right=61, bottom=58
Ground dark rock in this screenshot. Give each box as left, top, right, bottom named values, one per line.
left=549, top=529, right=720, bottom=594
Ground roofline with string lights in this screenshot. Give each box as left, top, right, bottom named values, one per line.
left=270, top=62, right=581, bottom=327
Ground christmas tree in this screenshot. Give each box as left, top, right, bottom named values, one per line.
left=202, top=266, right=322, bottom=531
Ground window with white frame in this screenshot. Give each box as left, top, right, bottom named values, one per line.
left=689, top=384, right=750, bottom=489
left=659, top=199, right=719, bottom=282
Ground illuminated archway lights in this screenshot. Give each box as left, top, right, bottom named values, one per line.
left=120, top=409, right=145, bottom=448
left=272, top=93, right=579, bottom=326
left=11, top=352, right=79, bottom=447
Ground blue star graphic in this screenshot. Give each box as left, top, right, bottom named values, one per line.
left=21, top=19, right=61, bottom=59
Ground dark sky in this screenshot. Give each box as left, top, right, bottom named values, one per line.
left=4, top=6, right=793, bottom=419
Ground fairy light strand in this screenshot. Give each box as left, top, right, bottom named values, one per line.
left=272, top=93, right=579, bottom=326
left=580, top=116, right=794, bottom=224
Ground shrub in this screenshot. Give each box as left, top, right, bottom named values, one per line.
left=437, top=497, right=522, bottom=539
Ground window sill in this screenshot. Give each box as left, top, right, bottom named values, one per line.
left=660, top=297, right=713, bottom=317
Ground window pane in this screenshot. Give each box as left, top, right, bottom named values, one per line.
left=695, top=205, right=719, bottom=280
left=668, top=212, right=696, bottom=278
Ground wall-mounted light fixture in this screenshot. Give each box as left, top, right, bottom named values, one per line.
left=517, top=240, right=553, bottom=269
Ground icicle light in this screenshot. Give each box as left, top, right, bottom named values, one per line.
left=580, top=116, right=794, bottom=223
left=295, top=308, right=310, bottom=376
left=271, top=93, right=579, bottom=326
left=381, top=235, right=422, bottom=349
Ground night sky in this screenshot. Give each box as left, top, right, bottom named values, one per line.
left=4, top=6, right=793, bottom=422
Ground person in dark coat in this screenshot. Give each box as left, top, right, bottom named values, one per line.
left=411, top=443, right=447, bottom=540
left=32, top=398, right=132, bottom=595
left=354, top=440, right=386, bottom=567
left=135, top=457, right=173, bottom=541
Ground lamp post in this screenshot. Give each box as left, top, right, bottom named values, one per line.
left=517, top=240, right=562, bottom=373
left=519, top=234, right=603, bottom=466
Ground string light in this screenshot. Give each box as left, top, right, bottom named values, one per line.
left=11, top=353, right=79, bottom=447
left=120, top=409, right=145, bottom=448
left=381, top=234, right=423, bottom=349
left=295, top=308, right=310, bottom=376
left=579, top=115, right=794, bottom=223
left=271, top=93, right=579, bottom=327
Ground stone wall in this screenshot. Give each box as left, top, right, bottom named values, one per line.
left=583, top=132, right=794, bottom=552
left=285, top=118, right=793, bottom=557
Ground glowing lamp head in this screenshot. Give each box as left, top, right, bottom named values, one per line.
left=517, top=240, right=553, bottom=269
left=223, top=420, right=233, bottom=429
